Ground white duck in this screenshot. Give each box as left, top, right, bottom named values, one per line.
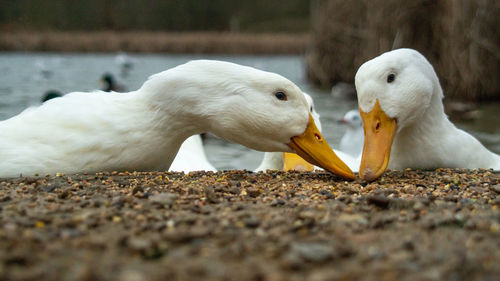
left=338, top=109, right=364, bottom=157
left=115, top=52, right=134, bottom=77
left=355, top=48, right=500, bottom=181
left=0, top=60, right=354, bottom=179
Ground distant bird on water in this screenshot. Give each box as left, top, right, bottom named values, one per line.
left=41, top=90, right=63, bottom=102
left=115, top=52, right=134, bottom=77
left=338, top=109, right=364, bottom=157
left=100, top=73, right=125, bottom=92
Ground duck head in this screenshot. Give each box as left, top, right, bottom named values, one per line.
left=338, top=109, right=363, bottom=129
left=355, top=48, right=441, bottom=181
left=143, top=60, right=355, bottom=179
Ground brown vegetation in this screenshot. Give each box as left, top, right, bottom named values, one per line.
left=0, top=31, right=308, bottom=54
left=307, top=0, right=500, bottom=101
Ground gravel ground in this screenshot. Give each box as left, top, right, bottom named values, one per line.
left=0, top=169, right=499, bottom=281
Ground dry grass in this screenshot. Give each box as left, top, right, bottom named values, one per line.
left=307, top=0, right=499, bottom=101
left=0, top=31, right=309, bottom=54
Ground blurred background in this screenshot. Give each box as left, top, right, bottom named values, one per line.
left=0, top=0, right=499, bottom=169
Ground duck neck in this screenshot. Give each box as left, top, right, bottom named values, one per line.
left=390, top=89, right=499, bottom=169
left=139, top=76, right=217, bottom=133
left=131, top=77, right=223, bottom=170
left=390, top=88, right=453, bottom=169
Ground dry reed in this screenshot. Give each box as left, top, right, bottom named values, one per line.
left=307, top=0, right=499, bottom=101
left=0, top=31, right=309, bottom=54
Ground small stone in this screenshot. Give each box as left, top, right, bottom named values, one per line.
left=204, top=186, right=219, bottom=203
left=366, top=195, right=391, bottom=209
left=149, top=193, right=178, bottom=206
left=58, top=189, right=72, bottom=199
left=489, top=185, right=500, bottom=194
left=413, top=201, right=425, bottom=211
left=270, top=199, right=286, bottom=206
left=442, top=175, right=453, bottom=183
left=119, top=269, right=147, bottom=281
left=490, top=222, right=500, bottom=233
left=402, top=240, right=415, bottom=251
left=132, top=186, right=143, bottom=194
left=337, top=214, right=367, bottom=225
left=35, top=221, right=45, bottom=228
left=128, top=237, right=152, bottom=251
left=244, top=217, right=260, bottom=228
left=289, top=242, right=333, bottom=263
left=247, top=188, right=261, bottom=198
left=43, top=184, right=58, bottom=192
left=319, top=190, right=334, bottom=198
left=297, top=210, right=317, bottom=220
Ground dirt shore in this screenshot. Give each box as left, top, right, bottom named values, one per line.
left=0, top=169, right=499, bottom=281
left=0, top=31, right=308, bottom=54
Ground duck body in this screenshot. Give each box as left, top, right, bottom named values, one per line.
left=355, top=48, right=499, bottom=180
left=1, top=91, right=178, bottom=177
left=169, top=135, right=216, bottom=172
left=1, top=60, right=354, bottom=179
left=390, top=95, right=500, bottom=170
left=254, top=152, right=284, bottom=172
left=333, top=149, right=361, bottom=172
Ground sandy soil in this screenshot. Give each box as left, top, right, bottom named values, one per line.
left=0, top=169, right=499, bottom=281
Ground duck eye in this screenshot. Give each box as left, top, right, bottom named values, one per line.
left=310, top=106, right=313, bottom=112
left=275, top=91, right=287, bottom=101
left=387, top=73, right=395, bottom=83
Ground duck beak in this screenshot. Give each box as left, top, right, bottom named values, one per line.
left=283, top=152, right=315, bottom=172
left=359, top=100, right=397, bottom=181
left=288, top=113, right=355, bottom=180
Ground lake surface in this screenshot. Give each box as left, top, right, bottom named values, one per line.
left=0, top=53, right=498, bottom=170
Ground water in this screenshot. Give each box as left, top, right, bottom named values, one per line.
left=0, top=53, right=498, bottom=170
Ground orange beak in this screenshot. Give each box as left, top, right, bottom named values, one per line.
left=283, top=152, right=315, bottom=172
left=288, top=113, right=355, bottom=180
left=359, top=100, right=397, bottom=181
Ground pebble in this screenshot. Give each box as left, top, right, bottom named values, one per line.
left=244, top=217, right=260, bottom=228
left=246, top=188, right=261, bottom=198
left=490, top=185, right=500, bottom=194
left=289, top=242, right=333, bottom=263
left=366, top=195, right=391, bottom=209
left=149, top=193, right=178, bottom=206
